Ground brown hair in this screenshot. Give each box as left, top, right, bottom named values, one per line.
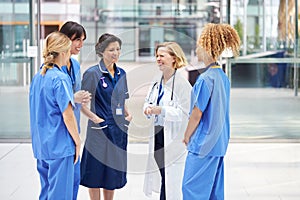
left=95, top=33, right=122, bottom=58
left=41, top=31, right=71, bottom=75
left=155, top=42, right=188, bottom=69
left=59, top=21, right=86, bottom=41
left=198, top=23, right=241, bottom=61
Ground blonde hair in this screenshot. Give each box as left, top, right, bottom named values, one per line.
left=198, top=23, right=241, bottom=61
left=155, top=42, right=188, bottom=69
left=41, top=31, right=71, bottom=75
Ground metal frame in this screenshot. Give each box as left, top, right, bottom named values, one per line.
left=228, top=57, right=300, bottom=96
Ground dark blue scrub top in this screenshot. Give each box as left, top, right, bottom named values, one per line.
left=82, top=60, right=129, bottom=126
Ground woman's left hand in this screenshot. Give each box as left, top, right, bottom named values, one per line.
left=150, top=106, right=162, bottom=115
left=182, top=137, right=190, bottom=146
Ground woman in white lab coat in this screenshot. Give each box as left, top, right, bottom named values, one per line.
left=143, top=42, right=192, bottom=200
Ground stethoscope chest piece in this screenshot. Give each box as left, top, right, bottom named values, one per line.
left=169, top=100, right=174, bottom=106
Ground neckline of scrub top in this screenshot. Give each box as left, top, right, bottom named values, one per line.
left=98, top=59, right=121, bottom=76
left=210, top=65, right=222, bottom=69
left=201, top=62, right=221, bottom=73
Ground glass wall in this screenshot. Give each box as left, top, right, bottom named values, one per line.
left=0, top=0, right=299, bottom=141
left=0, top=0, right=81, bottom=141
left=0, top=1, right=31, bottom=86
left=0, top=0, right=31, bottom=141
left=80, top=0, right=208, bottom=63
left=224, top=0, right=300, bottom=140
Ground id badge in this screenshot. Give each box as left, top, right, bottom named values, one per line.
left=116, top=107, right=123, bottom=116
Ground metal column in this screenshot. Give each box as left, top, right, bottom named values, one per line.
left=294, top=0, right=299, bottom=96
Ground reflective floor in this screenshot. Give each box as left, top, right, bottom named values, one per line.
left=0, top=62, right=300, bottom=199
left=1, top=142, right=300, bottom=200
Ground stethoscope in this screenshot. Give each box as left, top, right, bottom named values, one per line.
left=147, top=69, right=177, bottom=106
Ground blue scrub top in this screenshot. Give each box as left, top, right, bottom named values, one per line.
left=61, top=57, right=82, bottom=132
left=187, top=67, right=230, bottom=157
left=29, top=66, right=75, bottom=160
left=81, top=60, right=129, bottom=126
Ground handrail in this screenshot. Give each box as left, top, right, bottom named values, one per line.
left=229, top=58, right=300, bottom=64
left=227, top=57, right=299, bottom=96
left=0, top=57, right=31, bottom=63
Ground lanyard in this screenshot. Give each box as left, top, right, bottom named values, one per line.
left=156, top=69, right=177, bottom=105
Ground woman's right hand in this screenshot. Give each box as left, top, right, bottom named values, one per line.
left=74, top=142, right=81, bottom=164
left=92, top=116, right=105, bottom=124
left=144, top=106, right=152, bottom=115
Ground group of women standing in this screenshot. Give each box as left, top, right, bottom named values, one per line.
left=29, top=21, right=240, bottom=200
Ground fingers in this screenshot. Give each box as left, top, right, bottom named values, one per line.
left=75, top=90, right=91, bottom=105
left=182, top=138, right=189, bottom=146
left=125, top=114, right=132, bottom=122
left=81, top=91, right=91, bottom=104
left=74, top=145, right=81, bottom=164
left=74, top=155, right=79, bottom=164
left=150, top=106, right=161, bottom=115
left=144, top=107, right=152, bottom=115
left=93, top=117, right=105, bottom=124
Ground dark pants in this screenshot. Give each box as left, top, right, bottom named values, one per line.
left=154, top=126, right=166, bottom=200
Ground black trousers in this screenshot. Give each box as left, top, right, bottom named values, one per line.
left=154, top=126, right=166, bottom=200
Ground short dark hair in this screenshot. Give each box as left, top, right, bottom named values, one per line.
left=95, top=33, right=122, bottom=57
left=59, top=21, right=86, bottom=41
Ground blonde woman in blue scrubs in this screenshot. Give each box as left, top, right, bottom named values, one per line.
left=29, top=31, right=81, bottom=200
left=182, top=23, right=241, bottom=200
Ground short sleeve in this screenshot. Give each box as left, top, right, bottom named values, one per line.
left=82, top=68, right=97, bottom=96
left=54, top=78, right=74, bottom=113
left=192, top=78, right=211, bottom=112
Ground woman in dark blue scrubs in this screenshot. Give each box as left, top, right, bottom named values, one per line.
left=80, top=33, right=132, bottom=200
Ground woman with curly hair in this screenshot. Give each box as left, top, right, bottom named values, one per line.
left=182, top=23, right=240, bottom=200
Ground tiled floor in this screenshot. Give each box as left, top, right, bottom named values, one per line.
left=1, top=142, right=300, bottom=200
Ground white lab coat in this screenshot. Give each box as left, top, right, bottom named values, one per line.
left=143, top=68, right=192, bottom=200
